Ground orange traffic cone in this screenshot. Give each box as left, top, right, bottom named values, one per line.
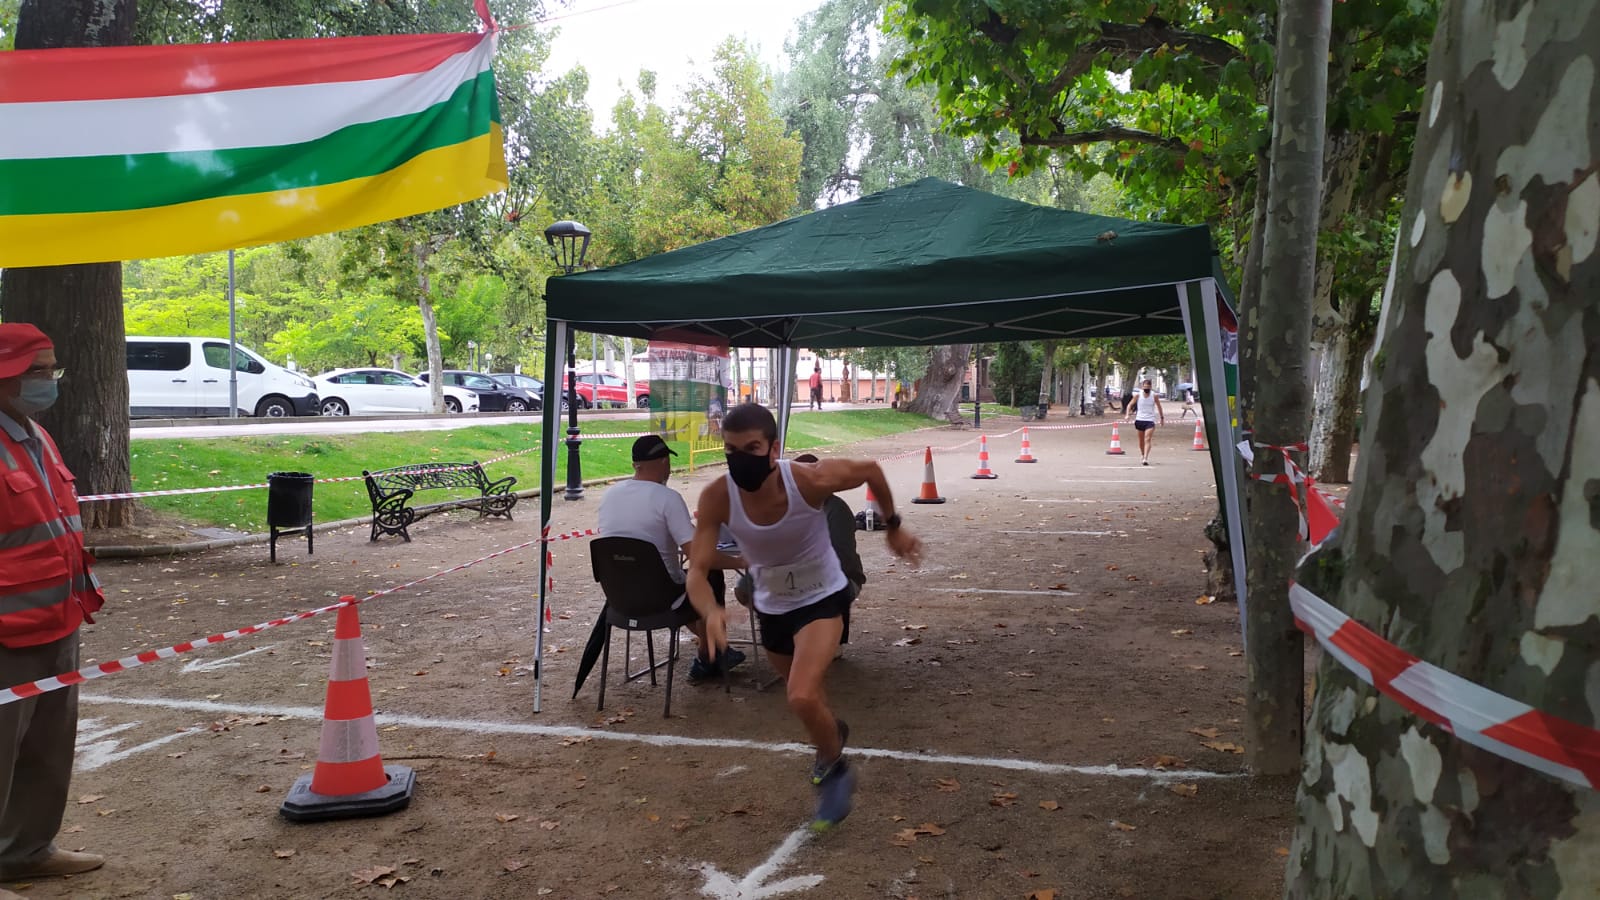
left=1191, top=419, right=1208, bottom=451
left=1015, top=428, right=1038, bottom=463
left=1105, top=424, right=1127, bottom=455
left=912, top=446, right=946, bottom=504
left=281, top=601, right=415, bottom=822
left=860, top=485, right=887, bottom=531
left=971, top=435, right=998, bottom=479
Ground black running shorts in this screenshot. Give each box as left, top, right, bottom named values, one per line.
left=757, top=586, right=853, bottom=656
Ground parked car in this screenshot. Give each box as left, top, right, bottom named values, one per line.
left=312, top=368, right=479, bottom=416
left=126, top=336, right=318, bottom=418
left=416, top=370, right=537, bottom=413
left=574, top=370, right=651, bottom=408
left=490, top=373, right=563, bottom=412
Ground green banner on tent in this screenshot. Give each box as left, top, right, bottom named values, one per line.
left=647, top=341, right=731, bottom=463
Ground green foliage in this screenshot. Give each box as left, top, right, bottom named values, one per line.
left=0, top=0, right=18, bottom=49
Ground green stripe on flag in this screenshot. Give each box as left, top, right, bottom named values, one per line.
left=0, top=70, right=497, bottom=217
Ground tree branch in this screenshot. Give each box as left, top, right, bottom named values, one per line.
left=1021, top=125, right=1190, bottom=155
left=1038, top=18, right=1245, bottom=98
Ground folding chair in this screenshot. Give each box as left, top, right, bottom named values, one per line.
left=590, top=537, right=723, bottom=717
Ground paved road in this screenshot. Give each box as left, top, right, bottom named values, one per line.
left=130, top=409, right=648, bottom=440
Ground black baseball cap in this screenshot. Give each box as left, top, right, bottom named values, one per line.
left=632, top=434, right=677, bottom=462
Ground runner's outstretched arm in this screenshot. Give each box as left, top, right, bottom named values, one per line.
left=803, top=459, right=923, bottom=567
left=687, top=479, right=731, bottom=659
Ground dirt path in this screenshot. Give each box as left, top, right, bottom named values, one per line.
left=16, top=419, right=1295, bottom=900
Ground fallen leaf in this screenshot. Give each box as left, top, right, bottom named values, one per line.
left=1170, top=628, right=1193, bottom=636
left=934, top=777, right=960, bottom=792
left=1275, top=847, right=1291, bottom=857
left=539, top=820, right=560, bottom=830
left=1187, top=727, right=1221, bottom=739
left=377, top=875, right=411, bottom=889
left=914, top=823, right=946, bottom=836
left=1038, top=800, right=1060, bottom=811
left=274, top=849, right=296, bottom=859
left=1200, top=740, right=1245, bottom=754
left=990, top=792, right=1019, bottom=808
left=495, top=813, right=519, bottom=823
left=174, top=894, right=194, bottom=900
left=77, top=794, right=105, bottom=804
left=63, top=825, right=84, bottom=834
left=1229, top=650, right=1244, bottom=657
left=646, top=813, right=660, bottom=823
left=1188, top=665, right=1209, bottom=671
left=1195, top=595, right=1216, bottom=605
left=1168, top=784, right=1199, bottom=798
left=721, top=806, right=757, bottom=817
left=353, top=865, right=396, bottom=884
left=504, top=859, right=527, bottom=872
left=891, top=815, right=907, bottom=822
left=1105, top=565, right=1119, bottom=571
left=890, top=828, right=919, bottom=847
left=893, top=637, right=922, bottom=647
left=1028, top=890, right=1058, bottom=900
left=254, top=785, right=272, bottom=793
left=1140, top=754, right=1186, bottom=769
left=1110, top=820, right=1137, bottom=832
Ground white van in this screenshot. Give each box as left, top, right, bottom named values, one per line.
left=126, top=336, right=319, bottom=418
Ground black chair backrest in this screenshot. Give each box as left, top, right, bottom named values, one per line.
left=590, top=536, right=686, bottom=618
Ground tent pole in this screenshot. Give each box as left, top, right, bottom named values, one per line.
left=1178, top=281, right=1247, bottom=639
left=775, top=345, right=798, bottom=454
left=534, top=322, right=569, bottom=714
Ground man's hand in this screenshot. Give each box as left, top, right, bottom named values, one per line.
left=700, top=605, right=728, bottom=660
left=886, top=526, right=922, bottom=568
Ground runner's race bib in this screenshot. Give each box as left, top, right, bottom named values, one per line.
left=757, top=558, right=830, bottom=606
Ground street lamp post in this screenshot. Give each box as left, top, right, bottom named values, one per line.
left=544, top=220, right=592, bottom=501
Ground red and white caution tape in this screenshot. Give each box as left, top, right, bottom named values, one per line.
left=0, top=528, right=602, bottom=705
left=1290, top=582, right=1600, bottom=790
left=1249, top=441, right=1311, bottom=542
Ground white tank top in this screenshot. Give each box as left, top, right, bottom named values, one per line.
left=1134, top=391, right=1159, bottom=422
left=726, top=460, right=848, bottom=615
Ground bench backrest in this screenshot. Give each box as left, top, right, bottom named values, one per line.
left=365, top=462, right=485, bottom=495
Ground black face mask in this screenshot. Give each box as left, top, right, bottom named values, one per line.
left=726, top=449, right=775, bottom=493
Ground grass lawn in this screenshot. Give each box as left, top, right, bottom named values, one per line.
left=133, top=409, right=939, bottom=532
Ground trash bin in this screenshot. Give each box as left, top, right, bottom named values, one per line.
left=267, top=471, right=314, bottom=563
left=1020, top=404, right=1039, bottom=420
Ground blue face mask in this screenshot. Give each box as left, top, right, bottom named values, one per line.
left=15, top=378, right=58, bottom=415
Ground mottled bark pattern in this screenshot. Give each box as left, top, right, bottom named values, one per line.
left=0, top=0, right=138, bottom=528
left=906, top=344, right=971, bottom=422
left=1246, top=0, right=1331, bottom=776
left=1288, top=2, right=1600, bottom=896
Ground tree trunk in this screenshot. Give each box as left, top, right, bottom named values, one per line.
left=1288, top=3, right=1600, bottom=892
left=1236, top=148, right=1274, bottom=433
left=623, top=337, right=636, bottom=408
left=906, top=344, right=970, bottom=422
left=1093, top=349, right=1110, bottom=416
left=1243, top=0, right=1330, bottom=777
left=1037, top=340, right=1057, bottom=407
left=1, top=0, right=138, bottom=529
left=413, top=242, right=444, bottom=413
left=1306, top=129, right=1366, bottom=482
left=1308, top=307, right=1378, bottom=483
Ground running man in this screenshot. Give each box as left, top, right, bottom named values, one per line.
left=686, top=403, right=921, bottom=830
left=1123, top=378, right=1166, bottom=465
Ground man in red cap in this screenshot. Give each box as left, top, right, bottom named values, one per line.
left=0, top=323, right=106, bottom=892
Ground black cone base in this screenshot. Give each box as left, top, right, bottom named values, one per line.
left=280, top=765, right=415, bottom=823
left=912, top=497, right=946, bottom=504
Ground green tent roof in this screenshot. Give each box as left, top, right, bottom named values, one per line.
left=546, top=177, right=1222, bottom=347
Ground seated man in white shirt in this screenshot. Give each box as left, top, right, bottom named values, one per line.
left=597, top=435, right=746, bottom=682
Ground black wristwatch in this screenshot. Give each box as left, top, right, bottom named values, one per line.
left=884, top=513, right=903, bottom=530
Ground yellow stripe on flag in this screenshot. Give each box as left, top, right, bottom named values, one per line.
left=0, top=126, right=506, bottom=267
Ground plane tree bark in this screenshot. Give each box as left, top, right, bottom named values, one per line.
left=1287, top=1, right=1600, bottom=893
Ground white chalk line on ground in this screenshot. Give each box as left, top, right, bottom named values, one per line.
left=80, top=693, right=1241, bottom=782
left=1058, top=479, right=1153, bottom=484
left=698, top=827, right=823, bottom=899
left=928, top=588, right=1079, bottom=597
left=1025, top=498, right=1155, bottom=504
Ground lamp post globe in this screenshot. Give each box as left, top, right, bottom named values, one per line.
left=545, top=220, right=593, bottom=501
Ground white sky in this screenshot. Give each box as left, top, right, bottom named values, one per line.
left=540, top=0, right=825, bottom=126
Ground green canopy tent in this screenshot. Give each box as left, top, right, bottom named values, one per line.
left=533, top=177, right=1246, bottom=711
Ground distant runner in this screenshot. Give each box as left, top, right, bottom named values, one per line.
left=686, top=403, right=921, bottom=830
left=1123, top=379, right=1166, bottom=465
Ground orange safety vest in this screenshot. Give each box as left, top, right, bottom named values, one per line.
left=0, top=419, right=103, bottom=648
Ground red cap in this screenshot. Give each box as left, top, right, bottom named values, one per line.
left=0, top=323, right=52, bottom=380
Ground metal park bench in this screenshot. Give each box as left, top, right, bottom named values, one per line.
left=362, top=462, right=517, bottom=542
